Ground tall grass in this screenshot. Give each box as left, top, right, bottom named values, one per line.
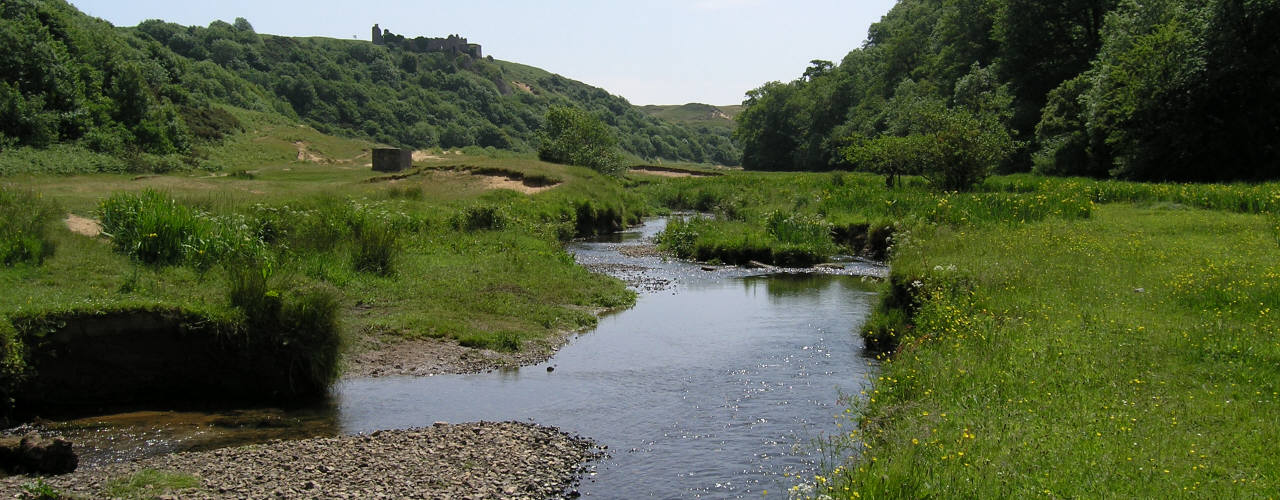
left=227, top=261, right=342, bottom=396
left=98, top=189, right=270, bottom=269
left=983, top=174, right=1280, bottom=214
left=643, top=171, right=1095, bottom=265
left=0, top=187, right=59, bottom=266
left=351, top=217, right=399, bottom=275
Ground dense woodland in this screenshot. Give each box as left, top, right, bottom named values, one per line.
left=735, top=0, right=1280, bottom=183
left=0, top=0, right=740, bottom=169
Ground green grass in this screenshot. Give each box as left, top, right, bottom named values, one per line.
left=0, top=187, right=60, bottom=266
left=815, top=204, right=1280, bottom=498
left=102, top=469, right=201, bottom=499
left=642, top=171, right=1095, bottom=266
left=0, top=143, right=649, bottom=416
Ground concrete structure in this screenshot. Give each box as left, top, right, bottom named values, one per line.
left=372, top=148, right=411, bottom=172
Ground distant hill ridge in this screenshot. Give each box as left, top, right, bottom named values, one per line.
left=0, top=0, right=740, bottom=170
left=638, top=103, right=742, bottom=132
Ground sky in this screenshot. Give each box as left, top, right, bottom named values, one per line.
left=70, top=0, right=897, bottom=106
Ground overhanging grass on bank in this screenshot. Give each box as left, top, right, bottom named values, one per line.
left=820, top=204, right=1279, bottom=498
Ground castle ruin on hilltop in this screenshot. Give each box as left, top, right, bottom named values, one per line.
left=372, top=24, right=482, bottom=59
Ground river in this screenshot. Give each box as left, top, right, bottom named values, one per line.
left=44, top=218, right=885, bottom=498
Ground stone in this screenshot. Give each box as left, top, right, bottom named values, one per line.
left=0, top=432, right=78, bottom=474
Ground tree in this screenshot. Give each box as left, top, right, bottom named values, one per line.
left=537, top=106, right=624, bottom=175
left=843, top=133, right=938, bottom=187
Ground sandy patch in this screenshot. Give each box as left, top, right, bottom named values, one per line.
left=629, top=168, right=692, bottom=178
left=512, top=81, right=534, bottom=94
left=64, top=214, right=101, bottom=237
left=411, top=150, right=442, bottom=161
left=344, top=325, right=588, bottom=378
left=480, top=175, right=557, bottom=194
left=293, top=141, right=326, bottom=163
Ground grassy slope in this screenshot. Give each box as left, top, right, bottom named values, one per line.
left=825, top=204, right=1279, bottom=498
left=638, top=103, right=739, bottom=131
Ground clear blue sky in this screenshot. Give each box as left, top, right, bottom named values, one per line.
left=70, top=0, right=896, bottom=106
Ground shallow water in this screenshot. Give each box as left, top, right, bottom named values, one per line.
left=36, top=218, right=884, bottom=498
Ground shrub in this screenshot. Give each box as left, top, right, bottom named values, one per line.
left=0, top=187, right=59, bottom=266
left=451, top=204, right=508, bottom=231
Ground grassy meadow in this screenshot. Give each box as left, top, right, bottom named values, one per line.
left=0, top=117, right=650, bottom=413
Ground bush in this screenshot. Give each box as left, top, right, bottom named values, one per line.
left=0, top=187, right=59, bottom=266
left=451, top=204, right=509, bottom=231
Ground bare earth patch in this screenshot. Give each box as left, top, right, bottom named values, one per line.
left=479, top=175, right=557, bottom=194
left=627, top=166, right=717, bottom=178
left=292, top=141, right=326, bottom=163
left=418, top=169, right=560, bottom=195
left=511, top=81, right=534, bottom=94
left=411, top=150, right=442, bottom=161
left=64, top=214, right=101, bottom=237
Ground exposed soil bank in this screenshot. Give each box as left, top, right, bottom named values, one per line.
left=628, top=165, right=721, bottom=177
left=0, top=422, right=597, bottom=499
left=4, top=307, right=336, bottom=420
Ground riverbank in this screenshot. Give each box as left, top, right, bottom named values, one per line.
left=824, top=202, right=1280, bottom=498
left=0, top=421, right=597, bottom=499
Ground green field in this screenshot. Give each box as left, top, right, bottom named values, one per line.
left=0, top=119, right=650, bottom=413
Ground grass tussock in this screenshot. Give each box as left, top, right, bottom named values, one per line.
left=0, top=187, right=60, bottom=266
left=102, top=469, right=200, bottom=499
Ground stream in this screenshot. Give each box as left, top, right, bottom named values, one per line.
left=38, top=218, right=885, bottom=498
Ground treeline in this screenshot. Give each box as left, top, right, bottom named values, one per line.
left=736, top=0, right=1280, bottom=182
left=0, top=0, right=739, bottom=169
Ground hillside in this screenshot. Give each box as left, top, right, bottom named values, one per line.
left=638, top=103, right=740, bottom=131
left=734, top=0, right=1280, bottom=182
left=0, top=0, right=740, bottom=173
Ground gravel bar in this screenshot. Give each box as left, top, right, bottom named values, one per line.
left=1, top=422, right=599, bottom=499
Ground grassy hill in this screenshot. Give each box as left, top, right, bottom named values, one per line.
left=0, top=0, right=739, bottom=175
left=638, top=103, right=741, bottom=131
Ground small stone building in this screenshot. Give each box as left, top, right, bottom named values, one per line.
left=372, top=148, right=411, bottom=172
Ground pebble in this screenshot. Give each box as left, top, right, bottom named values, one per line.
left=0, top=422, right=598, bottom=500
